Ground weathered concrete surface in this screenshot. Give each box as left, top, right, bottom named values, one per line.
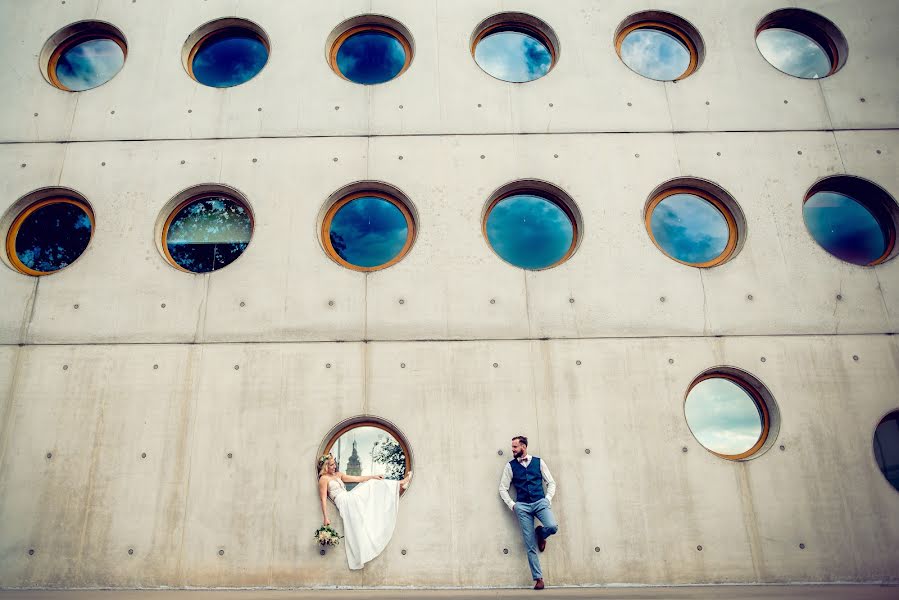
left=2, top=585, right=899, bottom=600
left=1, top=0, right=897, bottom=141
left=1, top=337, right=897, bottom=588
left=1, top=0, right=898, bottom=592
left=0, top=132, right=897, bottom=346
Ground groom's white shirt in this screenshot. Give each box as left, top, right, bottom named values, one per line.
left=498, top=454, right=557, bottom=511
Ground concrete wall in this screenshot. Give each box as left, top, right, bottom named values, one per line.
left=1, top=0, right=898, bottom=589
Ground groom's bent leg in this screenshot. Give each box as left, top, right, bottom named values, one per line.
left=534, top=498, right=559, bottom=539
left=514, top=502, right=542, bottom=580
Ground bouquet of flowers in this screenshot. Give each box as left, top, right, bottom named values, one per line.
left=314, top=525, right=344, bottom=547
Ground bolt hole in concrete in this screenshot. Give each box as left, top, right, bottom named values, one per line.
left=576, top=360, right=582, bottom=366
left=73, top=304, right=79, bottom=309
left=490, top=298, right=496, bottom=304
left=153, top=364, right=158, bottom=369
left=62, top=365, right=68, bottom=371
left=326, top=363, right=332, bottom=368
left=585, top=448, right=591, bottom=454
left=240, top=301, right=246, bottom=307
left=761, top=357, right=767, bottom=363
left=682, top=447, right=688, bottom=453
left=799, top=543, right=806, bottom=549
left=497, top=450, right=504, bottom=456
left=234, top=365, right=239, bottom=370
left=503, top=548, right=509, bottom=554
left=779, top=445, right=786, bottom=451
left=28, top=549, right=34, bottom=556
left=160, top=303, right=166, bottom=308
left=400, top=363, right=406, bottom=368
left=128, top=548, right=134, bottom=555
left=493, top=363, right=499, bottom=368
left=46, top=452, right=52, bottom=459
left=669, top=358, right=675, bottom=364
left=219, top=549, right=225, bottom=556
left=853, top=355, right=859, bottom=361
left=399, top=299, right=405, bottom=304
left=401, top=549, right=407, bottom=555
left=595, top=547, right=600, bottom=553
left=227, top=453, right=233, bottom=459
left=141, top=452, right=147, bottom=458
left=697, top=545, right=703, bottom=551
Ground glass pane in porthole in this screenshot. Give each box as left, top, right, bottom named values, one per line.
left=55, top=37, right=125, bottom=91
left=329, top=196, right=409, bottom=268
left=486, top=195, right=574, bottom=270
left=336, top=30, right=407, bottom=85
left=685, top=378, right=763, bottom=456
left=475, top=30, right=552, bottom=83
left=804, top=191, right=888, bottom=265
left=651, top=193, right=730, bottom=264
left=330, top=426, right=406, bottom=491
left=620, top=28, right=691, bottom=81
left=13, top=202, right=92, bottom=273
left=874, top=412, right=899, bottom=493
left=756, top=28, right=832, bottom=79
left=166, top=197, right=252, bottom=273
left=192, top=31, right=268, bottom=88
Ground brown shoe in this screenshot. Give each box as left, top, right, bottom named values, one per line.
left=536, top=526, right=546, bottom=552
left=534, top=579, right=545, bottom=590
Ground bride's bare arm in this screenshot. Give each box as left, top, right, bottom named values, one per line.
left=340, top=473, right=384, bottom=483
left=318, top=477, right=330, bottom=526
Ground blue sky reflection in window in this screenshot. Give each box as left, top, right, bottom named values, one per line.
left=336, top=30, right=407, bottom=84
left=803, top=191, right=888, bottom=265
left=686, top=378, right=763, bottom=457
left=328, top=196, right=410, bottom=268
left=486, top=195, right=574, bottom=270
left=756, top=28, right=831, bottom=79
left=619, top=28, right=691, bottom=81
left=166, top=197, right=252, bottom=273
left=13, top=202, right=92, bottom=274
left=192, top=30, right=268, bottom=88
left=475, top=30, right=552, bottom=83
left=650, top=193, right=730, bottom=265
left=55, top=37, right=125, bottom=91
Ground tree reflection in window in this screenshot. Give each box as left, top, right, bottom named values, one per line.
left=165, top=195, right=252, bottom=273
left=10, top=200, right=93, bottom=275
left=329, top=425, right=407, bottom=491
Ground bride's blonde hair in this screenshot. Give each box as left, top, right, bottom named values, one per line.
left=317, top=453, right=335, bottom=478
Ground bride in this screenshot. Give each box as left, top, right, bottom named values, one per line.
left=318, top=453, right=412, bottom=570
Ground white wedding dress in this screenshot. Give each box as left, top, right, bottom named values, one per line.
left=328, top=477, right=400, bottom=570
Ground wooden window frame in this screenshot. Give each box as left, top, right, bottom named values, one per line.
left=6, top=197, right=94, bottom=276
left=686, top=373, right=771, bottom=461
left=48, top=31, right=127, bottom=91
left=186, top=26, right=270, bottom=84
left=616, top=21, right=698, bottom=81
left=161, top=192, right=254, bottom=274
left=482, top=188, right=579, bottom=271
left=329, top=25, right=413, bottom=83
left=321, top=191, right=416, bottom=272
left=322, top=420, right=412, bottom=495
left=645, top=187, right=738, bottom=268
left=471, top=21, right=558, bottom=70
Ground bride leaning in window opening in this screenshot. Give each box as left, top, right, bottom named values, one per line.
left=318, top=453, right=412, bottom=570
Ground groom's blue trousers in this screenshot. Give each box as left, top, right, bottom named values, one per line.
left=513, top=498, right=558, bottom=580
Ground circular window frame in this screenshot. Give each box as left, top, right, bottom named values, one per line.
left=755, top=9, right=848, bottom=79
left=684, top=367, right=780, bottom=461
left=803, top=175, right=898, bottom=267
left=40, top=21, right=128, bottom=92
left=326, top=15, right=415, bottom=85
left=644, top=178, right=745, bottom=268
left=182, top=18, right=271, bottom=87
left=872, top=409, right=899, bottom=496
left=614, top=11, right=704, bottom=81
left=3, top=190, right=95, bottom=277
left=317, top=415, right=413, bottom=496
left=481, top=180, right=582, bottom=271
left=319, top=182, right=417, bottom=273
left=470, top=12, right=560, bottom=83
left=155, top=184, right=255, bottom=275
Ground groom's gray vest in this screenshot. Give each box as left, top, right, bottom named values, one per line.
left=510, top=457, right=544, bottom=504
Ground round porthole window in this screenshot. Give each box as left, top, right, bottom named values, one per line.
left=483, top=181, right=581, bottom=271
left=318, top=417, right=412, bottom=493
left=803, top=176, right=897, bottom=266
left=615, top=12, right=703, bottom=81
left=756, top=9, right=848, bottom=79
left=471, top=13, right=559, bottom=83
left=183, top=19, right=270, bottom=88
left=645, top=180, right=743, bottom=268
left=160, top=186, right=253, bottom=274
left=4, top=190, right=94, bottom=276
left=41, top=21, right=127, bottom=91
left=684, top=368, right=779, bottom=461
left=321, top=184, right=416, bottom=272
left=327, top=16, right=413, bottom=85
left=874, top=411, right=899, bottom=494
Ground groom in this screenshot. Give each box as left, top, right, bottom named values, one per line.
left=499, top=435, right=558, bottom=590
